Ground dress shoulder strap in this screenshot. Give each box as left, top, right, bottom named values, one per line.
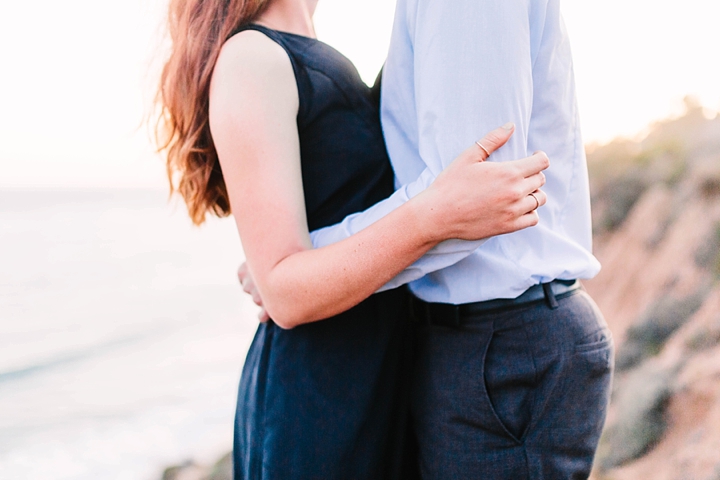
left=230, top=24, right=282, bottom=44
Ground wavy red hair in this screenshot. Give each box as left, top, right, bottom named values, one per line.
left=156, top=0, right=270, bottom=225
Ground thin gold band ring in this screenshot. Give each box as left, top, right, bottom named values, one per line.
left=529, top=192, right=539, bottom=211
left=475, top=141, right=490, bottom=158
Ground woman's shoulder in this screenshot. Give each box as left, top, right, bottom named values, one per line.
left=217, top=29, right=292, bottom=77
left=210, top=29, right=299, bottom=121
left=212, top=29, right=297, bottom=105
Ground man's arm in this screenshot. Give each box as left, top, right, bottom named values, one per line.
left=526, top=0, right=594, bottom=251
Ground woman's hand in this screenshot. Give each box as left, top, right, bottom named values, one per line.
left=415, top=124, right=549, bottom=242
left=238, top=262, right=270, bottom=323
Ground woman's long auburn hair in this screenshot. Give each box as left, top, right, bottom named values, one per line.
left=156, top=0, right=270, bottom=225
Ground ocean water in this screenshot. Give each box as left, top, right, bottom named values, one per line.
left=0, top=189, right=260, bottom=479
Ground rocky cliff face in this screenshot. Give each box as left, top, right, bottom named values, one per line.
left=585, top=102, right=720, bottom=479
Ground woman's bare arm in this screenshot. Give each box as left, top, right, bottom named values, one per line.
left=210, top=31, right=548, bottom=329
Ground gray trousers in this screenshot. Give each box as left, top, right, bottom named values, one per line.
left=412, top=289, right=613, bottom=479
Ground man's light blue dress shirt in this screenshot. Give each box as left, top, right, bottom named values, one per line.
left=310, top=0, right=601, bottom=304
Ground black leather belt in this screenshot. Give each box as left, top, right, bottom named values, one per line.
left=410, top=279, right=581, bottom=327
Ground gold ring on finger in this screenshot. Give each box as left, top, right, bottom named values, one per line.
left=529, top=192, right=539, bottom=211
left=475, top=141, right=490, bottom=159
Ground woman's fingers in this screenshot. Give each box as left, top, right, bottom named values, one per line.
left=251, top=291, right=263, bottom=307
left=510, top=189, right=547, bottom=218
left=240, top=276, right=253, bottom=295
left=533, top=189, right=547, bottom=208
left=523, top=171, right=546, bottom=195
left=472, top=122, right=515, bottom=161
left=511, top=151, right=550, bottom=177
left=521, top=189, right=547, bottom=213
left=238, top=261, right=266, bottom=309
left=426, top=138, right=553, bottom=240
left=237, top=263, right=248, bottom=283
left=515, top=210, right=541, bottom=230
left=238, top=261, right=269, bottom=323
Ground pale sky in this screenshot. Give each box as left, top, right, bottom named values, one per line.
left=0, top=0, right=718, bottom=189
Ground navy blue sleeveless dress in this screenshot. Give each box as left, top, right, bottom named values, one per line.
left=230, top=25, right=417, bottom=480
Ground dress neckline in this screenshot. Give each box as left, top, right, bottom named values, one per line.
left=248, top=23, right=319, bottom=42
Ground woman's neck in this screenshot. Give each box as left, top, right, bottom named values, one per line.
left=256, top=0, right=318, bottom=38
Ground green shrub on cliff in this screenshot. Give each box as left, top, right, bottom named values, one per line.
left=615, top=289, right=709, bottom=371
left=596, top=363, right=675, bottom=470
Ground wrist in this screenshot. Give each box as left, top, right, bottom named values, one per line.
left=405, top=189, right=451, bottom=246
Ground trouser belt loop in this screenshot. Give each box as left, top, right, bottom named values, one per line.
left=542, top=282, right=559, bottom=310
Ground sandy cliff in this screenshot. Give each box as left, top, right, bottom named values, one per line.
left=586, top=102, right=720, bottom=479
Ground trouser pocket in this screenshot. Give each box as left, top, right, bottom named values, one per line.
left=481, top=321, right=537, bottom=443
